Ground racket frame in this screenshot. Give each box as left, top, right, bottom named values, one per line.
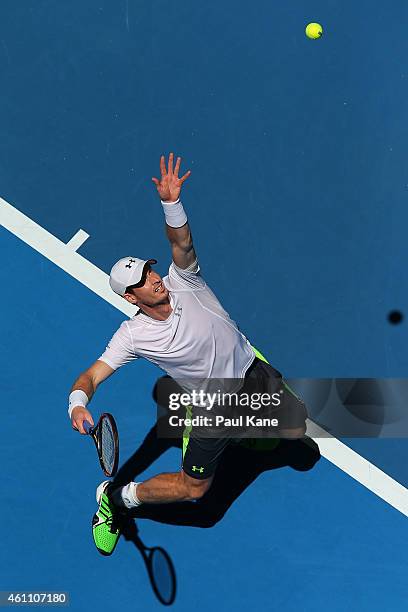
left=84, top=412, right=119, bottom=477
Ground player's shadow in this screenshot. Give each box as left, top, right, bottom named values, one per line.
left=111, top=376, right=321, bottom=528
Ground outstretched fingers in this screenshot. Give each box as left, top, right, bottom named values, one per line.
left=155, top=153, right=191, bottom=187
left=180, top=170, right=191, bottom=183
left=168, top=151, right=174, bottom=175
left=174, top=155, right=182, bottom=177
left=160, top=154, right=167, bottom=177
left=172, top=154, right=192, bottom=183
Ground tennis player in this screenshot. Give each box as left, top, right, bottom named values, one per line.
left=68, top=152, right=307, bottom=555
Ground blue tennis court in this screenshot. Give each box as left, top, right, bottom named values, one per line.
left=1, top=1, right=408, bottom=609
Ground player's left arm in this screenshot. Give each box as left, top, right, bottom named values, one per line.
left=152, top=152, right=197, bottom=270
left=166, top=220, right=197, bottom=270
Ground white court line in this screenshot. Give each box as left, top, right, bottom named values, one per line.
left=1, top=195, right=407, bottom=518
left=0, top=196, right=136, bottom=318
left=306, top=420, right=408, bottom=516
left=66, top=229, right=90, bottom=251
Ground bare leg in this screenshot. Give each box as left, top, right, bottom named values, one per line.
left=133, top=470, right=213, bottom=504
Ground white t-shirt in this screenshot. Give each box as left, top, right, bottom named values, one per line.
left=98, top=260, right=255, bottom=383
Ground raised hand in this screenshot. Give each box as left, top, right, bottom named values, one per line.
left=152, top=152, right=191, bottom=202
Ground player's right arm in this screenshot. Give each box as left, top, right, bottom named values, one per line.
left=70, top=360, right=115, bottom=433
left=69, top=320, right=137, bottom=433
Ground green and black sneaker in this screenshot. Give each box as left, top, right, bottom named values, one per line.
left=92, top=481, right=121, bottom=556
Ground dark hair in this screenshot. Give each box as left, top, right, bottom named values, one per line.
left=125, top=284, right=137, bottom=294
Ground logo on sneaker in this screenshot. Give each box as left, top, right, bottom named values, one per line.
left=192, top=466, right=204, bottom=473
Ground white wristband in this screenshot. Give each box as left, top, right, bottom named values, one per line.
left=68, top=389, right=89, bottom=419
left=161, top=199, right=188, bottom=228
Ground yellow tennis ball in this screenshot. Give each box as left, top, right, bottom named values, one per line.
left=305, top=23, right=323, bottom=39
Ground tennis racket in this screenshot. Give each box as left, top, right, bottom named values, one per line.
left=83, top=413, right=119, bottom=477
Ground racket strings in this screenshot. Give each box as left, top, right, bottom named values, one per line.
left=100, top=418, right=116, bottom=473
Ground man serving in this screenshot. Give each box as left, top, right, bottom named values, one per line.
left=68, top=152, right=307, bottom=555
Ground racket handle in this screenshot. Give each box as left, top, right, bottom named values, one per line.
left=83, top=420, right=93, bottom=434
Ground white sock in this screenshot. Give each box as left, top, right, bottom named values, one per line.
left=120, top=482, right=142, bottom=508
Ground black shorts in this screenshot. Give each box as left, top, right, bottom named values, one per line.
left=181, top=357, right=308, bottom=480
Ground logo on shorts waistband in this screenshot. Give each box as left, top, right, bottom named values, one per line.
left=192, top=466, right=204, bottom=473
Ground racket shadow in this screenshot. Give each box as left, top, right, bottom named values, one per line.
left=112, top=376, right=321, bottom=528
left=118, top=517, right=177, bottom=606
